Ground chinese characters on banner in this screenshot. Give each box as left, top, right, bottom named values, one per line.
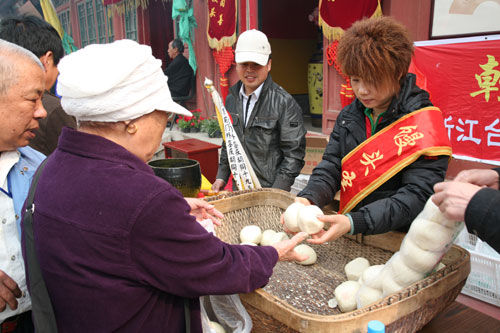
left=207, top=0, right=237, bottom=101
left=411, top=38, right=500, bottom=164
left=339, top=107, right=451, bottom=213
left=204, top=79, right=261, bottom=190
left=207, top=0, right=236, bottom=46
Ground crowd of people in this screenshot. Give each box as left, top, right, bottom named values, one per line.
left=0, top=13, right=498, bottom=332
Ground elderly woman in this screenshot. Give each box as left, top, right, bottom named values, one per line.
left=24, top=40, right=307, bottom=332
left=292, top=16, right=451, bottom=243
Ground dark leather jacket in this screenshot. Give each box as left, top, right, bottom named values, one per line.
left=298, top=74, right=449, bottom=234
left=216, top=75, right=306, bottom=191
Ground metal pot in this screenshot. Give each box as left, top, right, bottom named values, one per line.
left=148, top=158, right=201, bottom=197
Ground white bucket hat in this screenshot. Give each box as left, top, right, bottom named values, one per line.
left=57, top=39, right=192, bottom=122
left=235, top=29, right=271, bottom=66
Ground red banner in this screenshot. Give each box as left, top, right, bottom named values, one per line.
left=207, top=0, right=237, bottom=102
left=410, top=37, right=500, bottom=164
left=319, top=0, right=381, bottom=108
left=319, top=0, right=381, bottom=41
left=207, top=0, right=237, bottom=50
left=103, top=0, right=120, bottom=5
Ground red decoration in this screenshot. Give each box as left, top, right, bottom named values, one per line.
left=340, top=83, right=354, bottom=109
left=319, top=0, right=381, bottom=41
left=207, top=0, right=237, bottom=49
left=326, top=40, right=354, bottom=108
left=103, top=0, right=121, bottom=5
left=213, top=46, right=234, bottom=75
left=320, top=0, right=381, bottom=108
left=207, top=0, right=237, bottom=103
left=213, top=47, right=235, bottom=101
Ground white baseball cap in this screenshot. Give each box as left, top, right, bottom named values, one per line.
left=57, top=39, right=192, bottom=122
left=235, top=29, right=271, bottom=66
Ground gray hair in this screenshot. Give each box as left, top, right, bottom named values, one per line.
left=0, top=38, right=44, bottom=96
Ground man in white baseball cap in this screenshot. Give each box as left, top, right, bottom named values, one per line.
left=234, top=29, right=271, bottom=66
left=212, top=29, right=306, bottom=192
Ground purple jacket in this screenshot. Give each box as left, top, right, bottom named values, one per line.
left=24, top=128, right=278, bottom=332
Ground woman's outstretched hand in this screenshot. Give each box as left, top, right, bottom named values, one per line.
left=272, top=232, right=310, bottom=261
left=185, top=198, right=224, bottom=226
left=306, top=214, right=351, bottom=244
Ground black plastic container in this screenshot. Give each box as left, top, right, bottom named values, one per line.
left=148, top=158, right=201, bottom=197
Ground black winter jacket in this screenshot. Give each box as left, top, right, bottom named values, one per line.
left=298, top=74, right=449, bottom=235
left=164, top=54, right=193, bottom=97
left=216, top=75, right=306, bottom=191
left=464, top=168, right=500, bottom=253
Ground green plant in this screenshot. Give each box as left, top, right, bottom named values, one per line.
left=177, top=118, right=190, bottom=129
left=201, top=118, right=221, bottom=136
left=176, top=109, right=204, bottom=130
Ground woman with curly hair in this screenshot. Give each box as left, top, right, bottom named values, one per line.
left=293, top=16, right=452, bottom=243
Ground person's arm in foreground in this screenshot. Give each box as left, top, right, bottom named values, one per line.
left=293, top=156, right=448, bottom=244
left=131, top=189, right=309, bottom=298
left=184, top=197, right=223, bottom=226
left=433, top=168, right=500, bottom=252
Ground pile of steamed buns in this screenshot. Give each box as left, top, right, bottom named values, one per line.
left=238, top=199, right=462, bottom=312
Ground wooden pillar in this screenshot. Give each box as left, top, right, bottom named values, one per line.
left=239, top=0, right=258, bottom=32
left=382, top=0, right=431, bottom=41
left=191, top=0, right=218, bottom=116
left=321, top=40, right=343, bottom=135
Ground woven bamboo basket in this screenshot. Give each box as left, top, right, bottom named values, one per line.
left=207, top=188, right=471, bottom=332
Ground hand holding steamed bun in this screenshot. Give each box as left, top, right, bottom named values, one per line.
left=239, top=226, right=309, bottom=262
left=272, top=232, right=310, bottom=262
left=283, top=202, right=304, bottom=232
left=283, top=201, right=325, bottom=235
left=282, top=200, right=352, bottom=244
left=298, top=205, right=324, bottom=234
left=293, top=244, right=317, bottom=265
left=306, top=213, right=352, bottom=245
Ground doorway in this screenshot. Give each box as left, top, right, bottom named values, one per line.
left=260, top=0, right=322, bottom=128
